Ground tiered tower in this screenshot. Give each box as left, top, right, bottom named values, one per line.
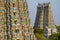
left=0, top=0, right=5, bottom=40
left=0, top=0, right=36, bottom=40
left=34, top=3, right=54, bottom=37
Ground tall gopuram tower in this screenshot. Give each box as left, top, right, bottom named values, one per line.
left=34, top=2, right=54, bottom=37
left=0, top=0, right=5, bottom=40
left=0, top=0, right=36, bottom=40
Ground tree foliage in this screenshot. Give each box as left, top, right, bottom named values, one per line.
left=49, top=33, right=60, bottom=40
left=56, top=25, right=60, bottom=32
left=34, top=28, right=44, bottom=34
left=49, top=25, right=60, bottom=40
left=34, top=28, right=46, bottom=40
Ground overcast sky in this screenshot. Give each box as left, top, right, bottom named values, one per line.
left=27, top=0, right=60, bottom=26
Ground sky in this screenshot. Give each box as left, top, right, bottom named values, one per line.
left=27, top=0, right=60, bottom=26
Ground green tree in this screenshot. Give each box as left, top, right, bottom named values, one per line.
left=49, top=33, right=60, bottom=40
left=34, top=28, right=44, bottom=34
left=56, top=25, right=60, bottom=32
left=34, top=28, right=46, bottom=40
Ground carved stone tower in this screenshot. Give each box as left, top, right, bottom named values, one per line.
left=0, top=0, right=36, bottom=40
left=34, top=2, right=54, bottom=37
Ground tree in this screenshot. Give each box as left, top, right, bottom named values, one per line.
left=34, top=28, right=44, bottom=34
left=34, top=28, right=46, bottom=40
left=49, top=33, right=60, bottom=40
left=56, top=25, right=60, bottom=32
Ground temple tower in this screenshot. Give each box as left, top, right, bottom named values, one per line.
left=0, top=0, right=36, bottom=40
left=34, top=2, right=54, bottom=37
